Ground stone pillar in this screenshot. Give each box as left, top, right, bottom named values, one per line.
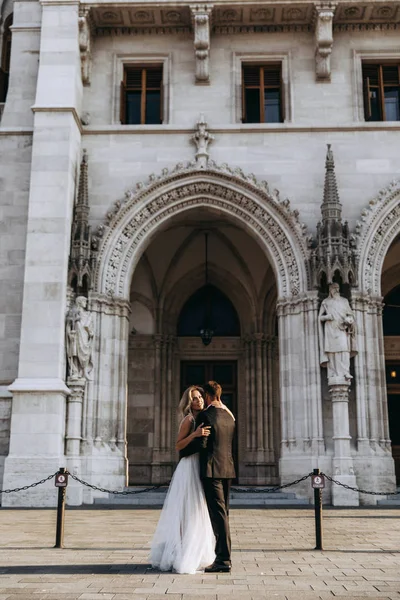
left=151, top=334, right=176, bottom=482
left=151, top=334, right=162, bottom=477
left=80, top=294, right=130, bottom=501
left=2, top=0, right=82, bottom=507
left=278, top=294, right=328, bottom=500
left=65, top=378, right=85, bottom=505
left=1, top=1, right=41, bottom=127
left=329, top=381, right=359, bottom=506
left=352, top=292, right=396, bottom=504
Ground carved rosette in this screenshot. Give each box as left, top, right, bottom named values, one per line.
left=314, top=3, right=336, bottom=81
left=191, top=5, right=213, bottom=84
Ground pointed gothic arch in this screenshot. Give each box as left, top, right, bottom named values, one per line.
left=355, top=179, right=400, bottom=295
left=94, top=163, right=311, bottom=300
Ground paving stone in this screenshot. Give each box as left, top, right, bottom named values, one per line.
left=0, top=508, right=400, bottom=600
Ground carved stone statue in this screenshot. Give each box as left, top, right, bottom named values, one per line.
left=318, top=283, right=357, bottom=382
left=66, top=296, right=94, bottom=380
left=191, top=113, right=214, bottom=168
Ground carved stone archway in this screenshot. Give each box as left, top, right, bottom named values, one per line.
left=87, top=161, right=327, bottom=493
left=94, top=162, right=311, bottom=300
left=349, top=180, right=400, bottom=500
left=355, top=179, right=400, bottom=296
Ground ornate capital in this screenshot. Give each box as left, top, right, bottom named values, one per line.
left=191, top=4, right=213, bottom=84
left=329, top=381, right=350, bottom=398
left=314, top=2, right=336, bottom=81
left=89, top=292, right=131, bottom=318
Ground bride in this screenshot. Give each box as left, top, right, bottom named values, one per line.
left=150, top=386, right=216, bottom=574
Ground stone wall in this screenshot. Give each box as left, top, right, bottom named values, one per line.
left=127, top=335, right=155, bottom=484
left=0, top=389, right=12, bottom=496
left=0, top=134, right=32, bottom=384
left=80, top=27, right=400, bottom=232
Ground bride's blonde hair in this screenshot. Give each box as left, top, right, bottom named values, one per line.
left=178, top=386, right=203, bottom=422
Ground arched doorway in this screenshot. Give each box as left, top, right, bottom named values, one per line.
left=382, top=235, right=400, bottom=483
left=126, top=213, right=280, bottom=485
left=89, top=164, right=317, bottom=492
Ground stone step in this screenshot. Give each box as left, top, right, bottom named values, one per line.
left=93, top=486, right=309, bottom=506
left=376, top=487, right=400, bottom=506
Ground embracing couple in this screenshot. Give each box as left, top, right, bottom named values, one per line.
left=150, top=380, right=236, bottom=574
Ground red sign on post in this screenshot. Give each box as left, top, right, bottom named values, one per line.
left=55, top=472, right=69, bottom=487
left=311, top=474, right=325, bottom=489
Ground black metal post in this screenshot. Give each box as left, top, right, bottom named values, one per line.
left=55, top=467, right=66, bottom=549
left=313, top=468, right=323, bottom=550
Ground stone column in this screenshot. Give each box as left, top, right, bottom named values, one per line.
left=80, top=294, right=130, bottom=500
left=278, top=294, right=328, bottom=500
left=65, top=378, right=85, bottom=505
left=352, top=293, right=370, bottom=453
left=2, top=0, right=82, bottom=507
left=151, top=334, right=162, bottom=478
left=352, top=292, right=396, bottom=503
left=329, top=381, right=359, bottom=506
left=263, top=336, right=274, bottom=462
left=151, top=334, right=176, bottom=482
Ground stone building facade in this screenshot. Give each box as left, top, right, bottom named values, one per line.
left=0, top=0, right=400, bottom=506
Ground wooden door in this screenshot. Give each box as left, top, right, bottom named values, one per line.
left=180, top=360, right=238, bottom=478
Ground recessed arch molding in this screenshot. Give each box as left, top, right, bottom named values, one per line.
left=94, top=161, right=311, bottom=299
left=355, top=179, right=400, bottom=296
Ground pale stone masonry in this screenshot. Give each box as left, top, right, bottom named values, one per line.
left=0, top=0, right=400, bottom=507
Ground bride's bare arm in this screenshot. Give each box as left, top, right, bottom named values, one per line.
left=175, top=415, right=210, bottom=451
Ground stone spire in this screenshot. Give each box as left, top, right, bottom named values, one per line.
left=311, top=144, right=358, bottom=288
left=321, top=143, right=342, bottom=223
left=68, top=150, right=96, bottom=294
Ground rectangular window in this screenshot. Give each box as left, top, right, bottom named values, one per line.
left=242, top=64, right=283, bottom=124
left=362, top=63, right=400, bottom=122
left=120, top=65, right=163, bottom=125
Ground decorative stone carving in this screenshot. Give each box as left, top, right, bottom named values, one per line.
left=311, top=144, right=358, bottom=288
left=79, top=8, right=92, bottom=85
left=314, top=3, right=336, bottom=81
left=68, top=150, right=97, bottom=294
left=66, top=296, right=94, bottom=380
left=90, top=3, right=400, bottom=36
left=191, top=5, right=212, bottom=84
left=318, top=283, right=357, bottom=384
left=353, top=179, right=400, bottom=294
left=191, top=114, right=214, bottom=168
left=93, top=161, right=311, bottom=298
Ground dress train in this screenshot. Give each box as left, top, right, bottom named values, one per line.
left=150, top=453, right=215, bottom=574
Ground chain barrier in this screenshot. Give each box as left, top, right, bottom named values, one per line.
left=231, top=472, right=313, bottom=493
left=1, top=470, right=398, bottom=498
left=321, top=472, right=400, bottom=496
left=68, top=472, right=169, bottom=495
left=0, top=472, right=57, bottom=495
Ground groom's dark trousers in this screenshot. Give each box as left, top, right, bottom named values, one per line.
left=197, top=406, right=236, bottom=566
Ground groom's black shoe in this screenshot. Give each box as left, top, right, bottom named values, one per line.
left=204, top=562, right=231, bottom=573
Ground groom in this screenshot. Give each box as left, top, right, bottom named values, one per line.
left=197, top=381, right=236, bottom=573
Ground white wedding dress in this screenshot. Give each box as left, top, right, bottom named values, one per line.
left=150, top=453, right=215, bottom=574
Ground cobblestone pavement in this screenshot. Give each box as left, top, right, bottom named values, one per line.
left=0, top=508, right=400, bottom=600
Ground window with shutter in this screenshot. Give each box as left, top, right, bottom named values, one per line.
left=242, top=63, right=283, bottom=124
left=0, top=13, right=13, bottom=103
left=121, top=65, right=163, bottom=125
left=362, top=62, right=400, bottom=122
